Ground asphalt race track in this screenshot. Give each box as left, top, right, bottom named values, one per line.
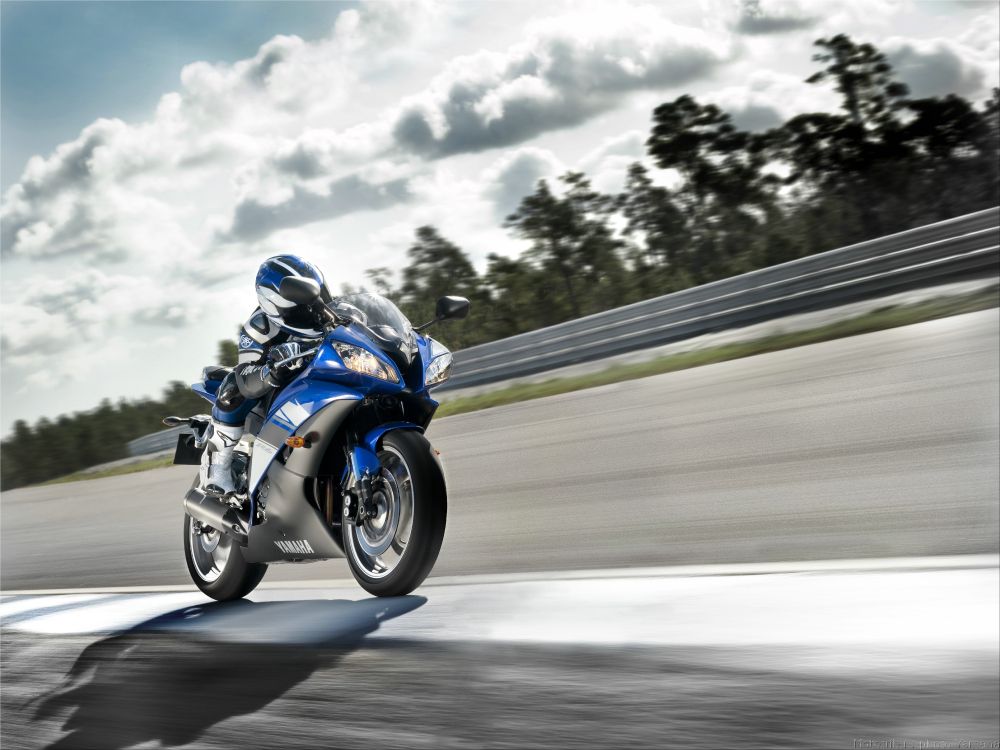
left=3, top=310, right=999, bottom=590
left=2, top=310, right=999, bottom=748
left=2, top=560, right=998, bottom=749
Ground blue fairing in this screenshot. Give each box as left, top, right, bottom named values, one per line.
left=192, top=380, right=221, bottom=404
left=194, top=312, right=441, bottom=510
left=265, top=370, right=364, bottom=434
left=245, top=326, right=429, bottom=492
left=362, top=422, right=423, bottom=453
left=345, top=422, right=426, bottom=483
left=213, top=397, right=258, bottom=426
left=305, top=325, right=406, bottom=391
left=413, top=334, right=434, bottom=391
left=350, top=445, right=381, bottom=477
left=261, top=324, right=404, bottom=431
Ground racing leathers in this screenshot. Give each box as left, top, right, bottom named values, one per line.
left=198, top=308, right=322, bottom=496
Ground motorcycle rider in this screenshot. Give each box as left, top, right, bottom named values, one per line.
left=199, top=254, right=332, bottom=496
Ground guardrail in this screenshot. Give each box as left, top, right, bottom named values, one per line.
left=127, top=425, right=186, bottom=456
left=439, top=206, right=1000, bottom=391
left=127, top=207, right=999, bottom=456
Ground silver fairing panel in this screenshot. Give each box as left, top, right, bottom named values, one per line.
left=242, top=461, right=344, bottom=563
left=242, top=397, right=358, bottom=563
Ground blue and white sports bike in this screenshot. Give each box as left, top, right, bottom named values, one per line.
left=166, top=276, right=469, bottom=600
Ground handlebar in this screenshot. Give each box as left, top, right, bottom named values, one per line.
left=271, top=345, right=321, bottom=369
left=313, top=300, right=349, bottom=329
left=271, top=302, right=352, bottom=369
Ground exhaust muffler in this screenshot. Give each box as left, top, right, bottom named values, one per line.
left=184, top=487, right=249, bottom=545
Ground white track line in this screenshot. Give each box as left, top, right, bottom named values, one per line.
left=2, top=559, right=997, bottom=656
left=0, top=593, right=112, bottom=619
left=2, top=554, right=996, bottom=596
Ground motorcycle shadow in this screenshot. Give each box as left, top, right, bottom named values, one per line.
left=30, top=595, right=426, bottom=750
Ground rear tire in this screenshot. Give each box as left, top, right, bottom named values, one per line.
left=344, top=430, right=447, bottom=597
left=183, top=475, right=267, bottom=601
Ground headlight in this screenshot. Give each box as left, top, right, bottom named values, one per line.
left=425, top=339, right=453, bottom=387
left=425, top=352, right=453, bottom=387
left=333, top=343, right=399, bottom=382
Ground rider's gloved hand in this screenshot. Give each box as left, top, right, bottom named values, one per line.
left=266, top=342, right=305, bottom=384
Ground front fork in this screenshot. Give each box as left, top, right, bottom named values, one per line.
left=339, top=425, right=423, bottom=525
left=341, top=445, right=382, bottom=525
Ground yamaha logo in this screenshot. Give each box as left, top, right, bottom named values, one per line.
left=275, top=539, right=315, bottom=554
left=239, top=334, right=254, bottom=349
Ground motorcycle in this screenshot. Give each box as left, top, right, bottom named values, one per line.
left=164, top=275, right=469, bottom=601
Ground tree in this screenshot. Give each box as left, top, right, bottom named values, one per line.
left=0, top=420, right=37, bottom=489
left=363, top=267, right=394, bottom=297
left=770, top=34, right=997, bottom=245
left=217, top=339, right=238, bottom=367
left=773, top=34, right=914, bottom=240
left=397, top=226, right=488, bottom=349
left=483, top=253, right=553, bottom=335
left=899, top=91, right=1000, bottom=219
left=646, top=96, right=776, bottom=280
left=504, top=173, right=628, bottom=320
left=1, top=379, right=212, bottom=490
left=617, top=162, right=691, bottom=294
left=806, top=33, right=908, bottom=129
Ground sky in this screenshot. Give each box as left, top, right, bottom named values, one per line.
left=1, top=0, right=998, bottom=434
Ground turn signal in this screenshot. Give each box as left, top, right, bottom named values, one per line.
left=285, top=436, right=308, bottom=449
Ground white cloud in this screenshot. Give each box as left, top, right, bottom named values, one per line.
left=1, top=269, right=218, bottom=368
left=732, top=0, right=819, bottom=35
left=884, top=35, right=998, bottom=100
left=704, top=69, right=838, bottom=131
left=269, top=124, right=389, bottom=179
left=483, top=147, right=564, bottom=220
left=388, top=5, right=734, bottom=158
left=577, top=130, right=647, bottom=194
left=706, top=0, right=903, bottom=37
left=958, top=10, right=1000, bottom=65
left=3, top=0, right=998, bottom=431
left=1, top=1, right=443, bottom=263
left=220, top=171, right=414, bottom=242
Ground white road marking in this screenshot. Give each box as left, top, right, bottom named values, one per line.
left=11, top=592, right=208, bottom=635
left=3, top=561, right=997, bottom=658
left=0, top=593, right=112, bottom=619
left=3, top=554, right=996, bottom=596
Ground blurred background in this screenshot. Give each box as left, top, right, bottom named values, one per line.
left=1, top=1, right=998, bottom=748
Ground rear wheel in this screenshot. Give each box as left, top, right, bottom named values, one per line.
left=344, top=430, right=447, bottom=597
left=183, top=476, right=267, bottom=601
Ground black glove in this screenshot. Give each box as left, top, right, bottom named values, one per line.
left=267, top=342, right=305, bottom=384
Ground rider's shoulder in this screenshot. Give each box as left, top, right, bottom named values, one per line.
left=242, top=308, right=280, bottom=344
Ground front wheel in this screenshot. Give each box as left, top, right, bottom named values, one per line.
left=183, top=492, right=267, bottom=601
left=344, top=430, right=447, bottom=597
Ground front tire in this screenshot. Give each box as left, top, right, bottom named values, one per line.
left=183, top=488, right=267, bottom=601
left=344, top=430, right=447, bottom=597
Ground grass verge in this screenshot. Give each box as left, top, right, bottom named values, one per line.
left=35, top=284, right=998, bottom=485
left=434, top=285, right=999, bottom=418
left=39, top=454, right=175, bottom=486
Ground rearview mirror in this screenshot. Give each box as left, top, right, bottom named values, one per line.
left=435, top=295, right=470, bottom=321
left=279, top=276, right=322, bottom=305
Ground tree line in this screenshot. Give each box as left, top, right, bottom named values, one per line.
left=1, top=342, right=239, bottom=489
left=389, top=35, right=997, bottom=347
left=2, top=34, right=997, bottom=489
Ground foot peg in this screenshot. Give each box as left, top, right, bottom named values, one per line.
left=164, top=415, right=211, bottom=428
left=164, top=414, right=211, bottom=439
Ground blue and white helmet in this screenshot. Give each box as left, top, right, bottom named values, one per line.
left=255, top=255, right=331, bottom=333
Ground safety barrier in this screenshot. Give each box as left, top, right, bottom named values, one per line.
left=127, top=207, right=999, bottom=456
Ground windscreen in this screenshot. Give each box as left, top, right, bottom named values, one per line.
left=335, top=293, right=416, bottom=364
